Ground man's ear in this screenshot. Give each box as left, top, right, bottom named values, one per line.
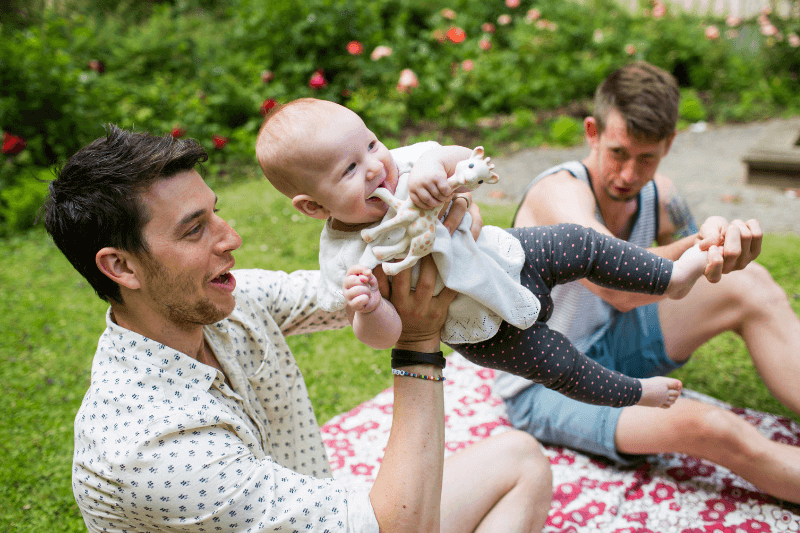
left=584, top=116, right=600, bottom=148
left=292, top=194, right=330, bottom=220
left=96, top=247, right=142, bottom=291
left=662, top=130, right=677, bottom=157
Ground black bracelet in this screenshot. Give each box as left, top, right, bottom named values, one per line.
left=391, top=349, right=446, bottom=370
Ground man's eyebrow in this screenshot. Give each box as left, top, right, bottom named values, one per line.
left=177, top=195, right=218, bottom=227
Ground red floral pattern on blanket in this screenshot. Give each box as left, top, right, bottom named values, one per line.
left=321, top=354, right=800, bottom=532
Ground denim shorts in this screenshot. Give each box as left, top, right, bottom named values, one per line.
left=504, top=303, right=684, bottom=464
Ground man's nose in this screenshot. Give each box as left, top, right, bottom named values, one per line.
left=217, top=217, right=242, bottom=253
left=619, top=159, right=636, bottom=183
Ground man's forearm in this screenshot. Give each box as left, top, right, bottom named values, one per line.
left=370, top=362, right=445, bottom=533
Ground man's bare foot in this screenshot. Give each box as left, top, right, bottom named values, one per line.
left=666, top=244, right=707, bottom=300
left=638, top=376, right=683, bottom=408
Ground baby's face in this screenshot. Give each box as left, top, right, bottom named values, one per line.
left=305, top=103, right=399, bottom=226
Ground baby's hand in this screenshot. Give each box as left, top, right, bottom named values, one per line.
left=408, top=161, right=453, bottom=210
left=343, top=265, right=382, bottom=313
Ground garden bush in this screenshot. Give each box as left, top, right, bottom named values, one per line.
left=2, top=0, right=800, bottom=235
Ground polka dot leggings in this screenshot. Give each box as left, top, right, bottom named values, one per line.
left=449, top=224, right=673, bottom=407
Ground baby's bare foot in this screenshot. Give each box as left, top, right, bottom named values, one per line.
left=666, top=244, right=707, bottom=300
left=638, top=376, right=682, bottom=408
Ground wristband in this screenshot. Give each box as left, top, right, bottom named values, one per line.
left=391, top=349, right=446, bottom=370
left=392, top=368, right=446, bottom=382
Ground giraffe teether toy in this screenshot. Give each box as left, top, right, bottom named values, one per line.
left=361, top=146, right=499, bottom=276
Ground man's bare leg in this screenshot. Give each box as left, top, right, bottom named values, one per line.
left=615, top=398, right=800, bottom=503
left=659, top=262, right=800, bottom=415
left=441, top=431, right=552, bottom=533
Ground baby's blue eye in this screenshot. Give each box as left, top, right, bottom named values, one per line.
left=368, top=141, right=377, bottom=150
left=469, top=163, right=474, bottom=168
left=345, top=163, right=356, bottom=175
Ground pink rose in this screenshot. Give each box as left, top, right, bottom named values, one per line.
left=479, top=38, right=492, bottom=50
left=441, top=8, right=456, bottom=19
left=789, top=33, right=800, bottom=47
left=497, top=14, right=512, bottom=26
left=505, top=0, right=520, bottom=8
left=761, top=23, right=778, bottom=37
left=526, top=8, right=541, bottom=22
left=261, top=70, right=274, bottom=83
left=396, top=68, right=419, bottom=93
left=726, top=15, right=741, bottom=27
left=652, top=1, right=666, bottom=18
left=625, top=43, right=636, bottom=55
left=370, top=45, right=393, bottom=60
left=481, top=22, right=496, bottom=33
left=309, top=70, right=327, bottom=89
left=461, top=59, right=475, bottom=72
left=705, top=25, right=720, bottom=40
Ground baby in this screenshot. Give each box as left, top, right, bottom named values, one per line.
left=256, top=98, right=714, bottom=409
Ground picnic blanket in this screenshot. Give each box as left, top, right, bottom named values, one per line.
left=321, top=353, right=800, bottom=532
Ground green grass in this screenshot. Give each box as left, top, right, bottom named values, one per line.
left=1, top=168, right=798, bottom=531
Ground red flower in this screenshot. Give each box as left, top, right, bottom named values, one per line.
left=346, top=41, right=363, bottom=55
left=2, top=132, right=27, bottom=155
left=88, top=59, right=105, bottom=73
left=170, top=127, right=186, bottom=139
left=260, top=99, right=277, bottom=116
left=309, top=70, right=327, bottom=89
left=212, top=135, right=229, bottom=150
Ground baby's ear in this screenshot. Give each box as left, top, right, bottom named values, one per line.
left=292, top=194, right=330, bottom=220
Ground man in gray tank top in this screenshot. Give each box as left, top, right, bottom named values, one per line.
left=496, top=61, right=800, bottom=504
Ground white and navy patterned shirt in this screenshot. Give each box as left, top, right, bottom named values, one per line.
left=72, top=269, right=379, bottom=532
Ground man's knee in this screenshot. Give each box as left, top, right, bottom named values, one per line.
left=503, top=431, right=553, bottom=489
left=731, top=262, right=792, bottom=321
left=678, top=405, right=757, bottom=460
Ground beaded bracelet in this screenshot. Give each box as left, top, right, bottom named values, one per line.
left=391, top=349, right=446, bottom=370
left=392, top=368, right=447, bottom=382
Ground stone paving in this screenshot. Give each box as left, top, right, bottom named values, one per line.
left=475, top=117, right=800, bottom=235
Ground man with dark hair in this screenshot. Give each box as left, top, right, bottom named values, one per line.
left=495, top=61, right=800, bottom=503
left=45, top=125, right=553, bottom=532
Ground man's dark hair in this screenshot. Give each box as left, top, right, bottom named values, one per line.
left=593, top=61, right=680, bottom=142
left=43, top=125, right=208, bottom=303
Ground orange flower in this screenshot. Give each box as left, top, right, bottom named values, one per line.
left=446, top=27, right=466, bottom=43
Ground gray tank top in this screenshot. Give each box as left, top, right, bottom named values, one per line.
left=494, top=161, right=660, bottom=400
